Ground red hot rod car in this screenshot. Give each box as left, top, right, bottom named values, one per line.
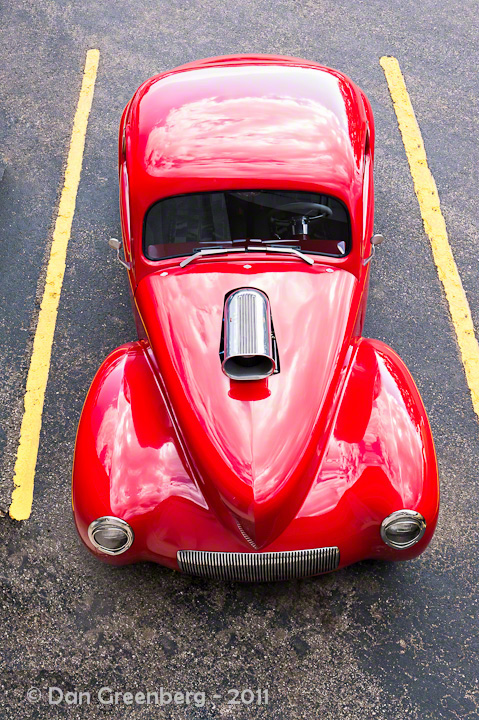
left=72, top=54, right=439, bottom=581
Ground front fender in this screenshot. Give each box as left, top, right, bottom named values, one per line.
left=72, top=341, right=210, bottom=567
left=289, top=338, right=439, bottom=564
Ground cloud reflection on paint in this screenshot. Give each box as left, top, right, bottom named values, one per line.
left=95, top=364, right=208, bottom=521
left=144, top=95, right=352, bottom=181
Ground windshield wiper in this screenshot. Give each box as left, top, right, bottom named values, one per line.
left=179, top=244, right=314, bottom=268
left=247, top=245, right=314, bottom=265
left=179, top=247, right=246, bottom=267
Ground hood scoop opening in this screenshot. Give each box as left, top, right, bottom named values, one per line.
left=220, top=288, right=279, bottom=381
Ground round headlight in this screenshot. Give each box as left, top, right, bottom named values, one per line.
left=88, top=516, right=134, bottom=555
left=380, top=510, right=426, bottom=549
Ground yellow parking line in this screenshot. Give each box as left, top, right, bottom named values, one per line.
left=380, top=56, right=479, bottom=421
left=9, top=49, right=100, bottom=521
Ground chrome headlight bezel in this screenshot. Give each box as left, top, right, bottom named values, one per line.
left=88, top=516, right=134, bottom=555
left=380, top=509, right=426, bottom=549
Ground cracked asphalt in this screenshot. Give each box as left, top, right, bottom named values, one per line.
left=0, top=0, right=478, bottom=718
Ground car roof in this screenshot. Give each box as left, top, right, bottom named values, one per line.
left=125, top=55, right=370, bottom=220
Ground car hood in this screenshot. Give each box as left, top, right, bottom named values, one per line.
left=135, top=260, right=358, bottom=548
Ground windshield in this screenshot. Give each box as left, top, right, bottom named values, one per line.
left=144, top=190, right=351, bottom=261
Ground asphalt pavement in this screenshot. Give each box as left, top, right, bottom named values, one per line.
left=0, top=1, right=478, bottom=718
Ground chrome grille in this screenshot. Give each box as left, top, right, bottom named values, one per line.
left=177, top=547, right=340, bottom=581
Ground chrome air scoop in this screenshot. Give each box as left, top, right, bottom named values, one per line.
left=222, top=288, right=276, bottom=381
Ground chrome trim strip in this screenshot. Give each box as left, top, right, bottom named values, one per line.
left=177, top=547, right=340, bottom=581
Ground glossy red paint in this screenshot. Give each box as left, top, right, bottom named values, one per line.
left=73, top=55, right=439, bottom=576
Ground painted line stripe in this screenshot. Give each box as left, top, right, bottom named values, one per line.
left=380, top=56, right=479, bottom=421
left=9, top=49, right=100, bottom=521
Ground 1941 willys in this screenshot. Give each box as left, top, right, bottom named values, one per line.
left=72, top=54, right=439, bottom=581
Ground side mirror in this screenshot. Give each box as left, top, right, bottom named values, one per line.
left=108, top=237, right=130, bottom=270
left=363, top=234, right=385, bottom=266
left=108, top=237, right=122, bottom=251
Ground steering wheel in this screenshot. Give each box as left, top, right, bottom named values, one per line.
left=270, top=202, right=333, bottom=221
left=270, top=201, right=333, bottom=237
